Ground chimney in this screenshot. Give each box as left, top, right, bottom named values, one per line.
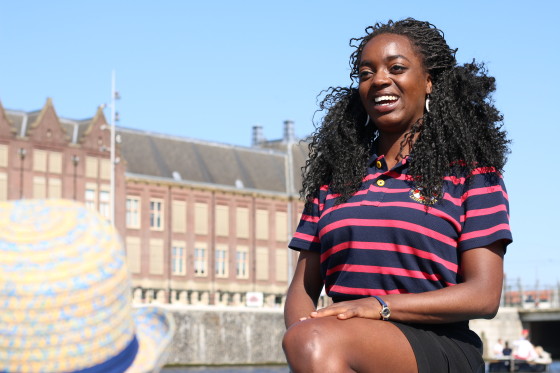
left=252, top=125, right=265, bottom=147
left=283, top=120, right=295, bottom=143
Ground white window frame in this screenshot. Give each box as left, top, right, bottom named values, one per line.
left=85, top=183, right=97, bottom=211
left=171, top=242, right=186, bottom=275
left=99, top=189, right=110, bottom=219
left=236, top=246, right=249, bottom=279
left=150, top=198, right=164, bottom=231
left=126, top=196, right=141, bottom=229
left=194, top=245, right=208, bottom=277
left=215, top=245, right=229, bottom=278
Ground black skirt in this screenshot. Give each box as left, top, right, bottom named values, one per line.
left=391, top=321, right=485, bottom=373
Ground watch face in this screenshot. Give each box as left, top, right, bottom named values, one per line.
left=381, top=307, right=391, bottom=318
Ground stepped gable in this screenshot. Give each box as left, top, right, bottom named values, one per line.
left=0, top=101, right=17, bottom=139
left=26, top=98, right=70, bottom=146
left=77, top=106, right=113, bottom=153
left=4, top=110, right=26, bottom=137
left=119, top=128, right=288, bottom=193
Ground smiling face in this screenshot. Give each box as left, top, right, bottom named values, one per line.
left=358, top=33, right=432, bottom=135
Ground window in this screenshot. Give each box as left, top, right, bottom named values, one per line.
left=99, top=190, right=110, bottom=219
left=236, top=207, right=249, bottom=238
left=0, top=173, right=7, bottom=201
left=48, top=152, right=62, bottom=174
left=150, top=199, right=164, bottom=230
left=149, top=239, right=164, bottom=275
left=236, top=246, right=249, bottom=279
left=256, top=247, right=269, bottom=280
left=33, top=149, right=47, bottom=172
left=125, top=237, right=141, bottom=274
left=275, top=211, right=287, bottom=242
left=32, top=176, right=46, bottom=199
left=171, top=241, right=186, bottom=275
left=126, top=196, right=141, bottom=229
left=100, top=159, right=111, bottom=180
left=194, top=245, right=207, bottom=276
left=0, top=144, right=8, bottom=167
left=215, top=245, right=228, bottom=278
left=85, top=156, right=98, bottom=178
left=256, top=209, right=269, bottom=240
left=48, top=178, right=62, bottom=199
left=172, top=200, right=186, bottom=233
left=194, top=202, right=208, bottom=235
left=33, top=177, right=62, bottom=199
left=216, top=205, right=229, bottom=236
left=85, top=185, right=96, bottom=211
left=275, top=249, right=288, bottom=282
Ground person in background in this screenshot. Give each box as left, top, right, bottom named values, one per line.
left=492, top=338, right=505, bottom=358
left=502, top=341, right=512, bottom=356
left=283, top=18, right=511, bottom=373
left=513, top=329, right=538, bottom=361
left=0, top=199, right=175, bottom=373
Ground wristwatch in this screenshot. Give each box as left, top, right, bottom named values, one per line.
left=372, top=295, right=391, bottom=321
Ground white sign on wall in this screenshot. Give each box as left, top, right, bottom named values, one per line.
left=246, top=292, right=264, bottom=307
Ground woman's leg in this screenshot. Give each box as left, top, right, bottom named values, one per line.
left=282, top=316, right=417, bottom=373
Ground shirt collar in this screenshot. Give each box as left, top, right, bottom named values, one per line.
left=368, top=152, right=411, bottom=170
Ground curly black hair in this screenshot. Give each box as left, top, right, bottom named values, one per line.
left=301, top=18, right=510, bottom=207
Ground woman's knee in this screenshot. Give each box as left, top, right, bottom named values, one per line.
left=282, top=320, right=320, bottom=360
left=282, top=318, right=346, bottom=372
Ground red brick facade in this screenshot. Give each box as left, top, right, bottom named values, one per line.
left=0, top=99, right=304, bottom=307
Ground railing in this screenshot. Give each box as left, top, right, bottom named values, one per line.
left=501, top=279, right=560, bottom=309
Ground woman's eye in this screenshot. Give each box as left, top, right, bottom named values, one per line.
left=391, top=65, right=407, bottom=73
left=358, top=70, right=373, bottom=81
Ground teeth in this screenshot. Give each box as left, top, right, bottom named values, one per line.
left=374, top=95, right=398, bottom=103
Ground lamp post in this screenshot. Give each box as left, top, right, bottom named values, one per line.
left=109, top=70, right=120, bottom=224
left=72, top=155, right=80, bottom=200
left=18, top=148, right=26, bottom=199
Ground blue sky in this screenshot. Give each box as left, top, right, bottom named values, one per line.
left=1, top=0, right=559, bottom=288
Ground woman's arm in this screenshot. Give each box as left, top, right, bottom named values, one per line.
left=309, top=240, right=505, bottom=323
left=284, top=250, right=324, bottom=328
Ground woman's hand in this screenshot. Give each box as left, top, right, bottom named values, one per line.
left=305, top=297, right=382, bottom=320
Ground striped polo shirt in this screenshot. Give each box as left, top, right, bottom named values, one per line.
left=289, top=153, right=512, bottom=299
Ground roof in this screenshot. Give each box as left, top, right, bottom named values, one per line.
left=119, top=128, right=291, bottom=193
left=1, top=102, right=308, bottom=196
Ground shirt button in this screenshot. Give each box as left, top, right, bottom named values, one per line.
left=375, top=161, right=382, bottom=169
left=376, top=179, right=385, bottom=187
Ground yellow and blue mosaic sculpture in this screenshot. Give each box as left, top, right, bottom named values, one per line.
left=0, top=199, right=175, bottom=373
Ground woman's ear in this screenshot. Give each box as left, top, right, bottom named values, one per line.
left=426, top=75, right=433, bottom=95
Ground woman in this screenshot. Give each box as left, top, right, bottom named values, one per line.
left=283, top=18, right=512, bottom=373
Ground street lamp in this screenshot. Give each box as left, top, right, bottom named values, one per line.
left=109, top=70, right=120, bottom=224
left=72, top=155, right=80, bottom=200
left=18, top=148, right=26, bottom=199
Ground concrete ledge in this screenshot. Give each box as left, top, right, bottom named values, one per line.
left=165, top=305, right=287, bottom=365
left=165, top=306, right=524, bottom=365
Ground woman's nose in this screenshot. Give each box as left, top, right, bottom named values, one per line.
left=372, top=71, right=391, bottom=86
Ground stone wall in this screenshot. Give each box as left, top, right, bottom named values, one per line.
left=165, top=305, right=287, bottom=366
left=470, top=307, right=523, bottom=358
left=165, top=306, right=522, bottom=365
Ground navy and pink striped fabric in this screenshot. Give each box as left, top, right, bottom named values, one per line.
left=289, top=154, right=512, bottom=300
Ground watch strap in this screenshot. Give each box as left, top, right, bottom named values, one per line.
left=372, top=295, right=390, bottom=321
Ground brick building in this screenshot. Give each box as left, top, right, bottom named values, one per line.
left=0, top=98, right=309, bottom=307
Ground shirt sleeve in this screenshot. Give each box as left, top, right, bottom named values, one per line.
left=458, top=169, right=513, bottom=252
left=288, top=192, right=323, bottom=253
